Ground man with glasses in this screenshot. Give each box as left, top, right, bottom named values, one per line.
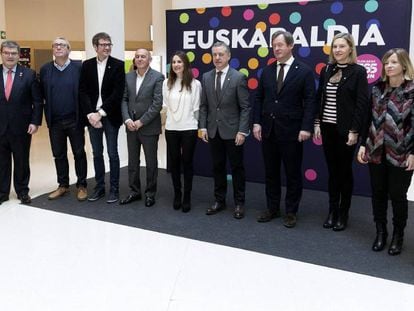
left=0, top=40, right=42, bottom=205
left=39, top=37, right=88, bottom=201
left=79, top=32, right=125, bottom=203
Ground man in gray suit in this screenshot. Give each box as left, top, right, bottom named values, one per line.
left=199, top=41, right=251, bottom=219
left=120, top=48, right=164, bottom=207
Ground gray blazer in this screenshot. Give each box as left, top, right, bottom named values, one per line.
left=121, top=67, right=164, bottom=135
left=199, top=67, right=250, bottom=140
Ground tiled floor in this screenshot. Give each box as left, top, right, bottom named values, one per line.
left=1, top=125, right=414, bottom=310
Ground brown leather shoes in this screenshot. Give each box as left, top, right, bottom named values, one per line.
left=283, top=213, right=297, bottom=228
left=77, top=187, right=88, bottom=201
left=257, top=209, right=281, bottom=223
left=48, top=186, right=69, bottom=200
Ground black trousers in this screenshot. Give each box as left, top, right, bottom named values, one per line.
left=49, top=119, right=87, bottom=188
left=165, top=129, right=197, bottom=194
left=321, top=123, right=356, bottom=212
left=369, top=161, right=413, bottom=231
left=0, top=131, right=31, bottom=197
left=209, top=132, right=245, bottom=205
left=262, top=130, right=303, bottom=214
left=126, top=130, right=159, bottom=197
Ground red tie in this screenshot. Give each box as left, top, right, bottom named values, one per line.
left=5, top=69, right=13, bottom=100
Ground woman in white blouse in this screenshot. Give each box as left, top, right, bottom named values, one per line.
left=163, top=51, right=201, bottom=212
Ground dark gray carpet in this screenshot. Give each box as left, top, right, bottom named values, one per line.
left=31, top=168, right=414, bottom=284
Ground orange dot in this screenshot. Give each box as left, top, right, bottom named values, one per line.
left=248, top=78, right=258, bottom=90
left=256, top=21, right=267, bottom=32
left=221, top=6, right=232, bottom=17
left=323, top=44, right=331, bottom=55
left=248, top=58, right=259, bottom=70
left=315, top=63, right=326, bottom=75
left=196, top=8, right=206, bottom=14
left=202, top=53, right=212, bottom=64
left=269, top=13, right=281, bottom=25
left=267, top=58, right=277, bottom=65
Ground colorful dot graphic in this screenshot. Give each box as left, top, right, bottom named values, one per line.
left=221, top=6, right=232, bottom=17
left=202, top=53, right=212, bottom=64
left=257, top=46, right=269, bottom=58
left=230, top=58, right=240, bottom=69
left=315, top=63, right=326, bottom=75
left=257, top=4, right=268, bottom=10
left=191, top=68, right=199, bottom=78
left=179, top=13, right=190, bottom=24
left=289, top=12, right=301, bottom=24
left=195, top=8, right=206, bottom=14
left=366, top=19, right=380, bottom=29
left=305, top=169, right=317, bottom=181
left=365, top=0, right=379, bottom=13
left=267, top=58, right=276, bottom=65
left=248, top=78, right=258, bottom=90
left=312, top=136, right=323, bottom=146
left=186, top=51, right=195, bottom=62
left=298, top=1, right=309, bottom=5
left=298, top=47, right=311, bottom=58
left=323, top=18, right=336, bottom=30
left=239, top=68, right=249, bottom=77
left=248, top=58, right=259, bottom=70
left=243, top=9, right=254, bottom=21
left=269, top=13, right=281, bottom=25
left=209, top=17, right=220, bottom=28
left=322, top=44, right=331, bottom=55
left=330, top=2, right=343, bottom=14
left=257, top=68, right=263, bottom=79
left=256, top=21, right=267, bottom=32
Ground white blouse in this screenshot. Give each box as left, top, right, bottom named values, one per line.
left=162, top=78, right=201, bottom=131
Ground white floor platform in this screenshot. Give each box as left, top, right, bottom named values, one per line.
left=1, top=126, right=414, bottom=310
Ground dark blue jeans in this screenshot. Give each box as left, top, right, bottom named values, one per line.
left=88, top=118, right=120, bottom=193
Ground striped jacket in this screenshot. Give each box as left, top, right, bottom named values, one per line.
left=362, top=80, right=414, bottom=167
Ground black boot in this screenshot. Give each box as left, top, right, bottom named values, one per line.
left=323, top=209, right=337, bottom=229
left=182, top=191, right=191, bottom=213
left=388, top=230, right=404, bottom=256
left=372, top=223, right=388, bottom=252
left=333, top=209, right=348, bottom=231
left=173, top=190, right=182, bottom=210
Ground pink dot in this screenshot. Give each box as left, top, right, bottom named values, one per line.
left=192, top=68, right=199, bottom=78
left=305, top=169, right=317, bottom=181
left=243, top=9, right=254, bottom=21
left=298, top=1, right=309, bottom=5
left=312, top=136, right=322, bottom=146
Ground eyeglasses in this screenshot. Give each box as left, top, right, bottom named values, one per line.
left=1, top=51, right=19, bottom=57
left=52, top=43, right=68, bottom=48
left=97, top=43, right=113, bottom=48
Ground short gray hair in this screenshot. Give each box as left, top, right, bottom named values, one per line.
left=1, top=40, right=20, bottom=53
left=212, top=41, right=231, bottom=55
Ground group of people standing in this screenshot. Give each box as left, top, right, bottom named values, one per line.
left=0, top=30, right=413, bottom=256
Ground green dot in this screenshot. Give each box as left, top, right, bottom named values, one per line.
left=289, top=12, right=301, bottom=24
left=365, top=0, right=378, bottom=13
left=323, top=18, right=336, bottom=31
left=257, top=46, right=269, bottom=58
left=186, top=51, right=195, bottom=62
left=257, top=4, right=268, bottom=10
left=239, top=68, right=249, bottom=77
left=179, top=13, right=190, bottom=24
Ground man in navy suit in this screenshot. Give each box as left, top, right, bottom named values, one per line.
left=79, top=32, right=125, bottom=203
left=199, top=41, right=251, bottom=219
left=253, top=31, right=316, bottom=228
left=0, top=40, right=43, bottom=204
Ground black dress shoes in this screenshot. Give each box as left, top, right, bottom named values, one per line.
left=323, top=210, right=337, bottom=229
left=372, top=223, right=388, bottom=252
left=206, top=202, right=226, bottom=215
left=234, top=205, right=245, bottom=219
left=257, top=209, right=281, bottom=223
left=145, top=196, right=156, bottom=207
left=119, top=193, right=142, bottom=205
left=283, top=213, right=297, bottom=228
left=18, top=194, right=31, bottom=204
left=88, top=189, right=105, bottom=202
left=388, top=233, right=403, bottom=255
left=173, top=194, right=182, bottom=210
left=182, top=202, right=191, bottom=213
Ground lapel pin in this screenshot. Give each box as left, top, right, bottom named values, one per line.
left=19, top=72, right=23, bottom=77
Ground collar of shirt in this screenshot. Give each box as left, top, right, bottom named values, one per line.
left=277, top=56, right=294, bottom=67
left=97, top=56, right=109, bottom=67
left=53, top=58, right=71, bottom=71
left=216, top=64, right=229, bottom=76
left=136, top=66, right=150, bottom=78
left=2, top=65, right=17, bottom=75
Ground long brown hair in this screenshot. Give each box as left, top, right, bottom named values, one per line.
left=167, top=51, right=193, bottom=91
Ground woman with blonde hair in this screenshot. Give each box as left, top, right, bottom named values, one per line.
left=358, top=48, right=414, bottom=255
left=314, top=32, right=369, bottom=231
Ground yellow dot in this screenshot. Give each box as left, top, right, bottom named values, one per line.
left=256, top=22, right=267, bottom=32
left=323, top=44, right=331, bottom=55
left=202, top=53, right=212, bottom=64
left=196, top=8, right=206, bottom=14
left=248, top=58, right=259, bottom=70
left=179, top=13, right=190, bottom=24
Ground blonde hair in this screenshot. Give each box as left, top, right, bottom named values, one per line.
left=381, top=48, right=414, bottom=81
left=328, top=32, right=357, bottom=64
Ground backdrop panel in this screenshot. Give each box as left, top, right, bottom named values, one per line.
left=166, top=0, right=412, bottom=195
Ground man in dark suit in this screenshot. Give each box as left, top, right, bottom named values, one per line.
left=120, top=48, right=164, bottom=207
left=199, top=41, right=251, bottom=219
left=79, top=32, right=125, bottom=203
left=40, top=37, right=88, bottom=201
left=253, top=30, right=316, bottom=228
left=0, top=40, right=42, bottom=204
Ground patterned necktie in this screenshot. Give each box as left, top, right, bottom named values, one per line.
left=277, top=63, right=285, bottom=93
left=5, top=69, right=13, bottom=100
left=216, top=71, right=223, bottom=99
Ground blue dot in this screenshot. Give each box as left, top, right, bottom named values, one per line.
left=289, top=12, right=301, bottom=24
left=331, top=2, right=343, bottom=14
left=257, top=68, right=263, bottom=79
left=209, top=17, right=220, bottom=28
left=299, top=47, right=311, bottom=58
left=366, top=19, right=380, bottom=29
left=365, top=0, right=379, bottom=13
left=230, top=58, right=240, bottom=69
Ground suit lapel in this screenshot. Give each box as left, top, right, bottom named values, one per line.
left=280, top=60, right=299, bottom=93
left=0, top=65, right=5, bottom=100
left=136, top=68, right=152, bottom=99
left=102, top=56, right=112, bottom=91
left=7, top=65, right=24, bottom=102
